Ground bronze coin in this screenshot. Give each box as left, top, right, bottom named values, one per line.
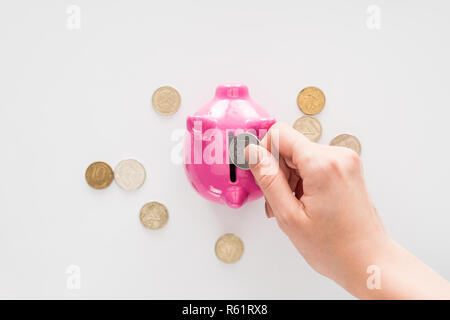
left=85, top=161, right=114, bottom=189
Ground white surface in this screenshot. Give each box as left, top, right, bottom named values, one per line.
left=0, top=0, right=449, bottom=299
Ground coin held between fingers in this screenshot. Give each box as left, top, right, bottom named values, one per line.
left=229, top=132, right=260, bottom=170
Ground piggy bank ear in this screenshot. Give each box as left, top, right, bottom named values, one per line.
left=186, top=116, right=218, bottom=133
left=245, top=118, right=276, bottom=139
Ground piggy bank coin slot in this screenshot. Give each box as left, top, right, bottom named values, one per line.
left=228, top=132, right=237, bottom=183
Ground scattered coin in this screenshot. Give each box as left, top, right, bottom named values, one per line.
left=297, top=86, right=326, bottom=115
left=229, top=132, right=260, bottom=170
left=293, top=115, right=322, bottom=142
left=114, top=159, right=146, bottom=190
left=215, top=233, right=244, bottom=264
left=139, top=201, right=169, bottom=230
left=85, top=161, right=114, bottom=190
left=330, top=134, right=362, bottom=155
left=152, top=86, right=181, bottom=115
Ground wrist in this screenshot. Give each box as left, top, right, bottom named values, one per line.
left=331, top=234, right=395, bottom=299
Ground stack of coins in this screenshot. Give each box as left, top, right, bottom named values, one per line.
left=294, top=86, right=361, bottom=155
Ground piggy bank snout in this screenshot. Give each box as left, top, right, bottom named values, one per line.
left=224, top=186, right=249, bottom=209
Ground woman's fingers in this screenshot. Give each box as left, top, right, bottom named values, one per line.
left=245, top=144, right=307, bottom=225
left=264, top=200, right=274, bottom=218
left=260, top=122, right=314, bottom=175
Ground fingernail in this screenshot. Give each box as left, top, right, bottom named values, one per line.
left=245, top=144, right=264, bottom=169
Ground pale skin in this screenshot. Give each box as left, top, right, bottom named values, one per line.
left=245, top=122, right=450, bottom=300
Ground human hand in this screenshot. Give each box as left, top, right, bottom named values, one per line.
left=245, top=122, right=450, bottom=299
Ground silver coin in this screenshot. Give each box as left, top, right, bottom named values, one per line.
left=140, top=201, right=168, bottom=230
left=229, top=132, right=260, bottom=170
left=114, top=159, right=147, bottom=190
left=330, top=134, right=362, bottom=156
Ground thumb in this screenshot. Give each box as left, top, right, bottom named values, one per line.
left=245, top=144, right=306, bottom=224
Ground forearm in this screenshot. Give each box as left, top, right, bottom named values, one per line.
left=335, top=237, right=450, bottom=299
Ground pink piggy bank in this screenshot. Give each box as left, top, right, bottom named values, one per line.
left=184, top=84, right=276, bottom=208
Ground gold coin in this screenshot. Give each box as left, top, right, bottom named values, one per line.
left=215, top=233, right=244, bottom=264
left=293, top=115, right=322, bottom=142
left=152, top=86, right=181, bottom=115
left=297, top=86, right=326, bottom=115
left=139, top=201, right=169, bottom=230
left=330, top=134, right=362, bottom=155
left=85, top=161, right=114, bottom=189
